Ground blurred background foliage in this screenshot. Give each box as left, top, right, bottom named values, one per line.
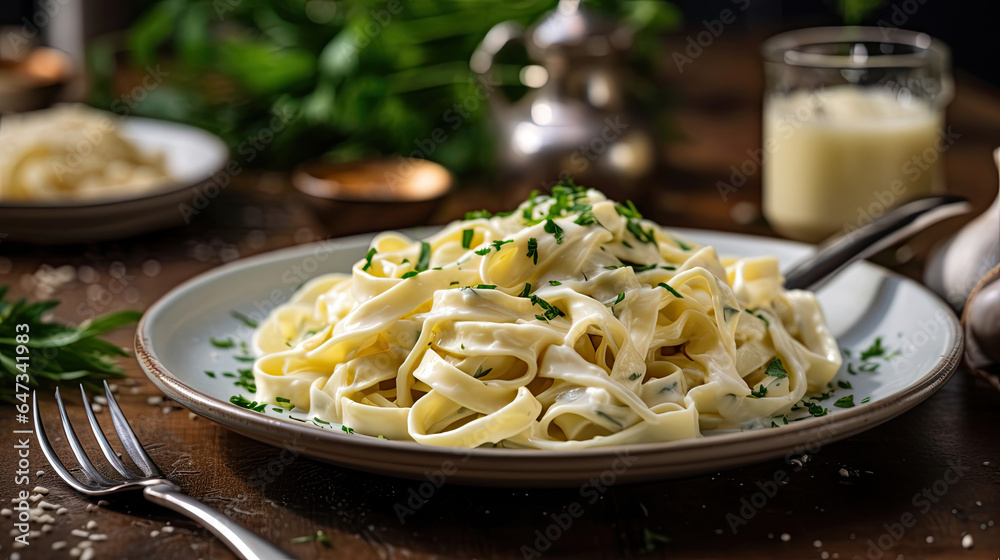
left=87, top=0, right=681, bottom=174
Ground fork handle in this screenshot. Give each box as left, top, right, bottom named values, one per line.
left=144, top=484, right=295, bottom=560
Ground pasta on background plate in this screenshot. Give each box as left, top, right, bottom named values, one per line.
left=252, top=187, right=841, bottom=449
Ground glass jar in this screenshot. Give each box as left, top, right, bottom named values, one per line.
left=761, top=27, right=952, bottom=242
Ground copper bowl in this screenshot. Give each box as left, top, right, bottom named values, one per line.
left=292, top=158, right=453, bottom=236
left=0, top=47, right=73, bottom=112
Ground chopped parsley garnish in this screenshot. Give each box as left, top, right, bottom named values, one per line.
left=574, top=207, right=598, bottom=226
left=530, top=295, right=565, bottom=321
left=205, top=371, right=216, bottom=378
left=746, top=308, right=770, bottom=327
left=549, top=281, right=562, bottom=286
left=806, top=402, right=828, bottom=417
left=465, top=209, right=493, bottom=220
left=473, top=365, right=493, bottom=379
left=544, top=219, right=565, bottom=244
left=234, top=355, right=255, bottom=362
left=750, top=384, right=768, bottom=398
left=834, top=395, right=855, bottom=408
left=628, top=372, right=642, bottom=381
left=231, top=311, right=258, bottom=328
left=626, top=219, right=656, bottom=244
left=362, top=248, right=377, bottom=271
left=837, top=380, right=852, bottom=389
left=475, top=247, right=492, bottom=256
left=860, top=362, right=879, bottom=372
left=861, top=396, right=870, bottom=404
left=276, top=396, right=291, bottom=403
left=658, top=283, right=683, bottom=298
left=764, top=359, right=788, bottom=379
left=519, top=283, right=532, bottom=297
left=621, top=240, right=633, bottom=249
left=474, top=284, right=496, bottom=290
left=461, top=229, right=474, bottom=249
left=272, top=407, right=284, bottom=413
left=672, top=237, right=691, bottom=251
left=614, top=292, right=625, bottom=305
left=614, top=200, right=642, bottom=219
left=401, top=271, right=419, bottom=279
left=291, top=530, right=332, bottom=546
left=234, top=368, right=256, bottom=393
left=860, top=337, right=887, bottom=360
left=340, top=425, right=355, bottom=434
left=230, top=395, right=267, bottom=412
left=491, top=239, right=513, bottom=251
left=210, top=337, right=235, bottom=348
left=526, top=238, right=539, bottom=264
left=847, top=363, right=857, bottom=375
left=415, top=241, right=431, bottom=272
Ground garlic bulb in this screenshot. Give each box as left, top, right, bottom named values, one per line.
left=924, top=148, right=1000, bottom=311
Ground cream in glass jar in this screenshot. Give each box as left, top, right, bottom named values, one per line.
left=761, top=27, right=952, bottom=242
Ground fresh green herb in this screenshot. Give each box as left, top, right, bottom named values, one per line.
left=0, top=286, right=141, bottom=404
left=746, top=307, right=770, bottom=327
left=614, top=292, right=625, bottom=305
left=661, top=265, right=677, bottom=271
left=240, top=341, right=249, bottom=355
left=291, top=531, right=331, bottom=547
left=234, top=355, right=255, bottom=362
left=807, top=402, right=828, bottom=417
left=530, top=295, right=565, bottom=321
left=595, top=410, right=623, bottom=428
left=205, top=371, right=216, bottom=378
left=313, top=417, right=331, bottom=425
left=465, top=209, right=493, bottom=220
left=659, top=381, right=678, bottom=393
left=672, top=237, right=691, bottom=251
left=450, top=281, right=460, bottom=287
left=519, top=283, right=532, bottom=298
left=628, top=372, right=642, bottom=381
left=474, top=284, right=496, bottom=290
left=340, top=425, right=354, bottom=434
left=234, top=368, right=256, bottom=393
left=764, top=359, right=788, bottom=379
left=362, top=248, right=377, bottom=272
left=231, top=311, right=259, bottom=328
left=473, top=365, right=493, bottom=379
left=847, top=363, right=857, bottom=375
left=626, top=219, right=656, bottom=244
left=401, top=271, right=419, bottom=279
left=272, top=407, right=284, bottom=413
left=416, top=241, right=431, bottom=272
left=573, top=207, right=598, bottom=226
left=461, top=229, right=474, bottom=249
left=621, top=240, right=633, bottom=249
left=614, top=200, right=642, bottom=219
left=843, top=348, right=852, bottom=357
left=222, top=372, right=237, bottom=378
left=837, top=380, right=852, bottom=389
left=834, top=395, right=855, bottom=408
left=210, top=337, right=235, bottom=348
left=526, top=238, right=539, bottom=264
left=750, top=384, right=768, bottom=398
left=859, top=362, right=879, bottom=372
left=544, top=219, right=565, bottom=244
left=658, top=283, right=684, bottom=299
left=230, top=395, right=267, bottom=412
left=723, top=305, right=740, bottom=323
left=491, top=239, right=513, bottom=251
left=474, top=247, right=492, bottom=256
left=861, top=396, right=870, bottom=404
left=860, top=337, right=886, bottom=360
left=549, top=281, right=562, bottom=286
left=276, top=396, right=291, bottom=403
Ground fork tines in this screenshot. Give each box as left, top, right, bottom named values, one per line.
left=33, top=381, right=164, bottom=494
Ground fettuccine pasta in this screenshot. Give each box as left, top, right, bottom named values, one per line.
left=252, top=187, right=841, bottom=449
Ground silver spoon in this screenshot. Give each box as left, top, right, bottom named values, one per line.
left=783, top=195, right=972, bottom=291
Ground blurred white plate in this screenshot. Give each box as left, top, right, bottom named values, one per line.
left=0, top=117, right=228, bottom=243
left=136, top=229, right=963, bottom=487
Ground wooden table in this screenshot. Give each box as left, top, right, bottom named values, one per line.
left=2, top=31, right=999, bottom=559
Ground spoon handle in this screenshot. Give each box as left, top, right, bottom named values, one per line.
left=783, top=195, right=971, bottom=291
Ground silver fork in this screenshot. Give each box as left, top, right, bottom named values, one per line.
left=33, top=381, right=294, bottom=560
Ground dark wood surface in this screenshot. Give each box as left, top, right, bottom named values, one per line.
left=2, top=31, right=1000, bottom=559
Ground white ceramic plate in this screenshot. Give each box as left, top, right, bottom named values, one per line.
left=136, top=229, right=962, bottom=487
left=0, top=117, right=228, bottom=243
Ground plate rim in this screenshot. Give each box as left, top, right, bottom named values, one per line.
left=0, top=116, right=229, bottom=210
left=134, top=229, right=964, bottom=469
